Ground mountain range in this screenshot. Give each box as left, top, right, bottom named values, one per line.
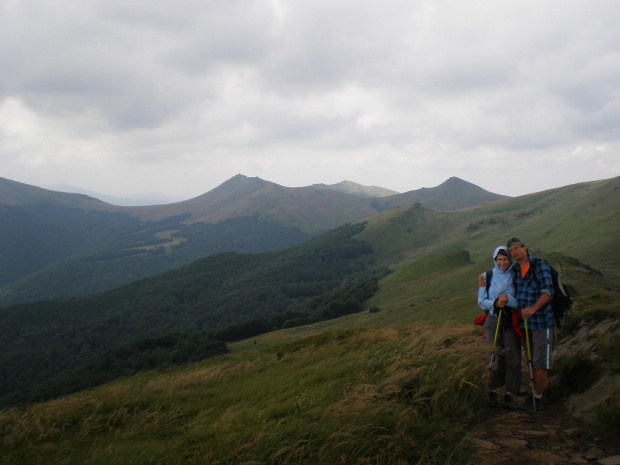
left=0, top=174, right=506, bottom=305
left=1, top=174, right=618, bottom=408
left=0, top=167, right=618, bottom=465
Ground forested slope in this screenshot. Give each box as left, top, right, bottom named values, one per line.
left=0, top=223, right=382, bottom=406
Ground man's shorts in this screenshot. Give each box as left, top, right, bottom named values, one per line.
left=527, top=327, right=557, bottom=370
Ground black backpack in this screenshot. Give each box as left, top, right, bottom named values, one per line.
left=529, top=258, right=573, bottom=328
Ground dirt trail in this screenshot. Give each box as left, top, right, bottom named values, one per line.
left=472, top=396, right=619, bottom=465
left=468, top=318, right=620, bottom=464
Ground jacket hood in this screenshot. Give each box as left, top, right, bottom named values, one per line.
left=493, top=246, right=513, bottom=271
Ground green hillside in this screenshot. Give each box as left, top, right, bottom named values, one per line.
left=0, top=177, right=619, bottom=464
left=0, top=223, right=382, bottom=406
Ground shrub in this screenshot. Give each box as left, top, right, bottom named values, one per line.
left=595, top=391, right=620, bottom=443
left=553, top=351, right=600, bottom=394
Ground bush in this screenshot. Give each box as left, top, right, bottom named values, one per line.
left=599, top=334, right=620, bottom=375
left=595, top=391, right=620, bottom=443
left=561, top=291, right=620, bottom=333
left=553, top=351, right=600, bottom=394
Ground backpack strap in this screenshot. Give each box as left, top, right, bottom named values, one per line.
left=528, top=258, right=547, bottom=293
left=485, top=269, right=493, bottom=296
left=529, top=257, right=540, bottom=280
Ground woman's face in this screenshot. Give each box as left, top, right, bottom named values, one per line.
left=496, top=255, right=510, bottom=271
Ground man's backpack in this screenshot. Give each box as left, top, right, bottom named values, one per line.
left=530, top=259, right=573, bottom=328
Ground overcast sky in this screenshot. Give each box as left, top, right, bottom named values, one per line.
left=1, top=0, right=619, bottom=202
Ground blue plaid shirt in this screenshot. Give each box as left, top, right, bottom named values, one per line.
left=513, top=254, right=555, bottom=330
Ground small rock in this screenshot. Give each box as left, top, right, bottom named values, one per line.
left=598, top=456, right=620, bottom=465
left=586, top=447, right=605, bottom=460
left=545, top=427, right=558, bottom=436
left=471, top=438, right=499, bottom=451
left=565, top=428, right=586, bottom=438
left=496, top=438, right=528, bottom=448
left=571, top=457, right=588, bottom=464
left=521, top=430, right=550, bottom=438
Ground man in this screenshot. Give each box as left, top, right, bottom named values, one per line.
left=507, top=237, right=555, bottom=412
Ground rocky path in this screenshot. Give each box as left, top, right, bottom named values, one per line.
left=472, top=398, right=620, bottom=465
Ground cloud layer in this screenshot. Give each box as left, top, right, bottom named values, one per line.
left=1, top=0, right=619, bottom=199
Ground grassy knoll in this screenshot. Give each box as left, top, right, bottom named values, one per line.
left=1, top=324, right=488, bottom=465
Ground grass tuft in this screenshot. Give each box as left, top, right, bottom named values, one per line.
left=595, top=390, right=620, bottom=443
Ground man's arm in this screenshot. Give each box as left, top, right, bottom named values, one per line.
left=522, top=259, right=553, bottom=319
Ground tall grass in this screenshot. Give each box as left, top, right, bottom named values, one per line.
left=0, top=325, right=487, bottom=465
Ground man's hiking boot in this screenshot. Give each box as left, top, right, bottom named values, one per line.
left=503, top=393, right=515, bottom=410
left=488, top=391, right=498, bottom=406
left=520, top=395, right=544, bottom=413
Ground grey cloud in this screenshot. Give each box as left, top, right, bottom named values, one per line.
left=1, top=0, right=619, bottom=198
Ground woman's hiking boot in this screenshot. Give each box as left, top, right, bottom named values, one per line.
left=488, top=391, right=498, bottom=406
left=503, top=393, right=515, bottom=410
left=520, top=395, right=544, bottom=413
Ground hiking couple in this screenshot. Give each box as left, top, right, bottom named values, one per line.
left=476, top=238, right=556, bottom=413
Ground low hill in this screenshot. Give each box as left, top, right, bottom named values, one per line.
left=310, top=180, right=399, bottom=197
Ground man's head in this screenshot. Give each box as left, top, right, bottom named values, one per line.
left=507, top=237, right=528, bottom=261
left=507, top=237, right=524, bottom=248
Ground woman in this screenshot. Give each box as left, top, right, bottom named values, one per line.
left=477, top=246, right=522, bottom=409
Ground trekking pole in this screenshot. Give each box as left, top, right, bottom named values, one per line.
left=488, top=309, right=502, bottom=377
left=524, top=318, right=536, bottom=413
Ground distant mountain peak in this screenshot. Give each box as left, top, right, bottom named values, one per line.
left=440, top=177, right=474, bottom=186
left=209, top=174, right=276, bottom=195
